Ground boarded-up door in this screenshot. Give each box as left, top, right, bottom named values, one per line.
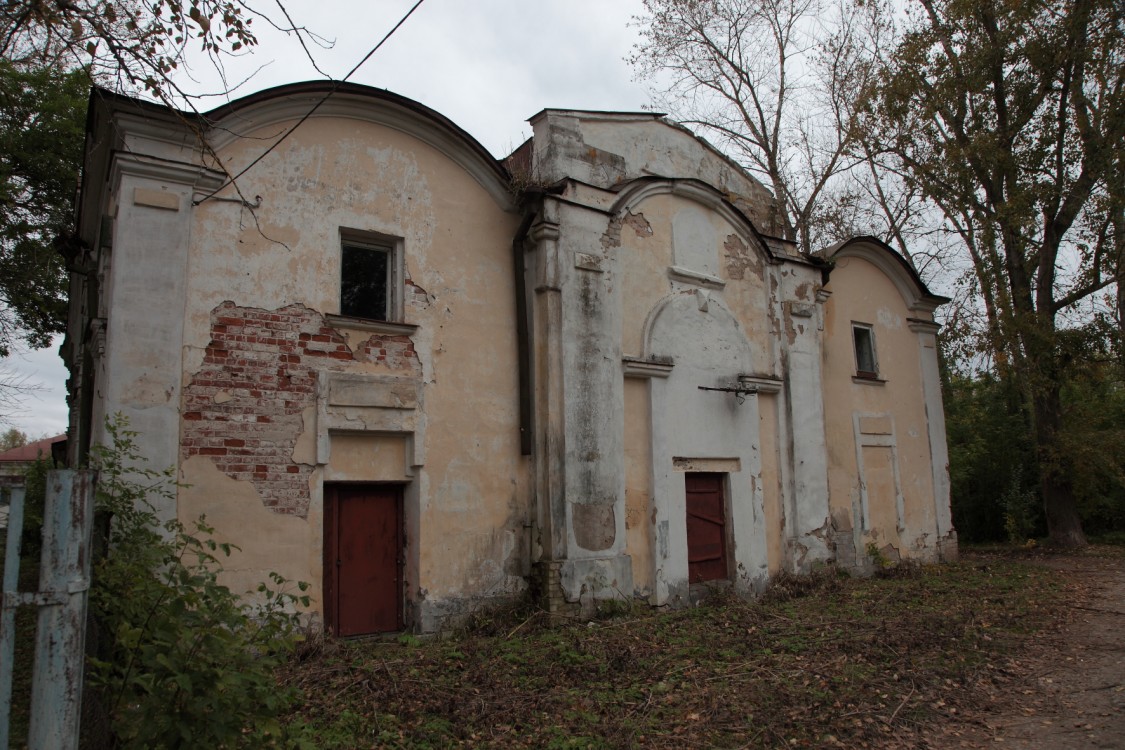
left=324, top=484, right=403, bottom=636
left=685, top=473, right=728, bottom=583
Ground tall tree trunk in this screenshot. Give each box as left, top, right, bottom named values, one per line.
left=1033, top=383, right=1087, bottom=547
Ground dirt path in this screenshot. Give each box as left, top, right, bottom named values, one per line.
left=933, top=549, right=1125, bottom=749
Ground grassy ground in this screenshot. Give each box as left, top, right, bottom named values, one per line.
left=281, top=553, right=1066, bottom=749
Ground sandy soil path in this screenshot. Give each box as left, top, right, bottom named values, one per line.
left=933, top=549, right=1125, bottom=749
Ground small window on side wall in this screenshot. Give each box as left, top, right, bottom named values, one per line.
left=852, top=323, right=878, bottom=379
left=340, top=232, right=401, bottom=322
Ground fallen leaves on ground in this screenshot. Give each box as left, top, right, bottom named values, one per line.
left=280, top=551, right=1073, bottom=749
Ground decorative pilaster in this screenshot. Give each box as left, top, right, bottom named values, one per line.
left=529, top=200, right=566, bottom=563
left=909, top=318, right=956, bottom=560
left=781, top=288, right=833, bottom=570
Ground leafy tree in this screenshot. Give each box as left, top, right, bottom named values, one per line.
left=0, top=426, right=29, bottom=450
left=942, top=371, right=1039, bottom=542
left=869, top=0, right=1124, bottom=546
left=1055, top=327, right=1125, bottom=538
left=0, top=61, right=87, bottom=355
left=943, top=329, right=1125, bottom=543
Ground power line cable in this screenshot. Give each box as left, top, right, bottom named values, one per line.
left=194, top=0, right=427, bottom=205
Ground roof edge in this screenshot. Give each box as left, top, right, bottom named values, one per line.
left=826, top=236, right=950, bottom=310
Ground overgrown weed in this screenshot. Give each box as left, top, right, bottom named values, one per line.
left=759, top=564, right=844, bottom=604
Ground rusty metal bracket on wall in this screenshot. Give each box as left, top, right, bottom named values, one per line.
left=697, top=385, right=759, bottom=405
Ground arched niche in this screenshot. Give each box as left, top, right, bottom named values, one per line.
left=632, top=292, right=770, bottom=605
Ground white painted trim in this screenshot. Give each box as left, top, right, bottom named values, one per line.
left=110, top=153, right=225, bottom=192
left=622, top=356, right=674, bottom=379
left=668, top=265, right=726, bottom=289
left=737, top=375, right=783, bottom=393
left=908, top=318, right=941, bottom=334
left=325, top=316, right=418, bottom=336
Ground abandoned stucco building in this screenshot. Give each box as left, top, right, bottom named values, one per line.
left=63, top=82, right=955, bottom=635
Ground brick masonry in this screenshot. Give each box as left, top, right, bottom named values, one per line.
left=182, top=301, right=420, bottom=516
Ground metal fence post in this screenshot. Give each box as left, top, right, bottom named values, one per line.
left=0, top=485, right=27, bottom=750
left=28, top=470, right=96, bottom=750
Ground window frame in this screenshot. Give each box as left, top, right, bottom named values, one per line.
left=851, top=322, right=879, bottom=380
left=338, top=229, right=404, bottom=324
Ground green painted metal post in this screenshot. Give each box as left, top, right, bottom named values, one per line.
left=28, top=470, right=96, bottom=750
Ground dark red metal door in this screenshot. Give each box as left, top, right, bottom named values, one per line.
left=685, top=473, right=728, bottom=583
left=324, top=484, right=403, bottom=636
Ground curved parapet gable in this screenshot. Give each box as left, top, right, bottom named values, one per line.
left=79, top=83, right=516, bottom=239
left=525, top=109, right=785, bottom=238
left=201, top=82, right=514, bottom=211
left=825, top=236, right=949, bottom=314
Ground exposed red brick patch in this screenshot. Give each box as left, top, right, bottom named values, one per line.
left=182, top=302, right=420, bottom=517
left=623, top=211, right=653, bottom=238
left=724, top=233, right=761, bottom=280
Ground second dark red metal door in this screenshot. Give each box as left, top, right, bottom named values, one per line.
left=685, top=473, right=728, bottom=583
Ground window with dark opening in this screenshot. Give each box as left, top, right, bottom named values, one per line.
left=853, top=324, right=878, bottom=379
left=341, top=242, right=391, bottom=321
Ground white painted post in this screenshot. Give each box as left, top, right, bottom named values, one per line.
left=28, top=470, right=96, bottom=750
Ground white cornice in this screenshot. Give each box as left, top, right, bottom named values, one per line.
left=738, top=374, right=783, bottom=393
left=622, top=356, right=674, bottom=378
left=908, top=318, right=941, bottom=334
left=668, top=266, right=725, bottom=290
left=109, top=152, right=226, bottom=192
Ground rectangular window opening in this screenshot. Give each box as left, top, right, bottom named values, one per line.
left=852, top=324, right=878, bottom=379
left=340, top=232, right=400, bottom=322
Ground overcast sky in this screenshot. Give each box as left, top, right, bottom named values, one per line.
left=1, top=0, right=654, bottom=438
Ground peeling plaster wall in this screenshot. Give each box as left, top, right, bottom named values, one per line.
left=528, top=108, right=839, bottom=605
left=169, top=112, right=527, bottom=629
left=822, top=256, right=945, bottom=567
left=550, top=198, right=633, bottom=601
left=623, top=377, right=654, bottom=595
left=178, top=455, right=317, bottom=604
left=773, top=263, right=834, bottom=571
left=643, top=294, right=770, bottom=602
left=613, top=192, right=776, bottom=599
left=617, top=193, right=774, bottom=377
left=757, top=393, right=784, bottom=574
left=90, top=137, right=220, bottom=524
left=529, top=112, right=783, bottom=237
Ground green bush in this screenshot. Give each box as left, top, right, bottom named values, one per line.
left=86, top=418, right=313, bottom=748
